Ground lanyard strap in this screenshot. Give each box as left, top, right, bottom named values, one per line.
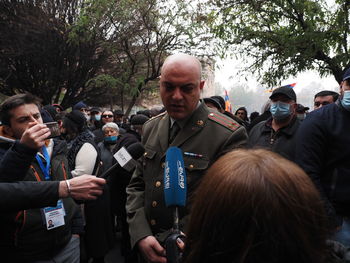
left=35, top=146, right=51, bottom=180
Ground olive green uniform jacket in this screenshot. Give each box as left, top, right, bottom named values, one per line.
left=126, top=103, right=248, bottom=248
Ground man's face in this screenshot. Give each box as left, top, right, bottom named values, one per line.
left=101, top=111, right=114, bottom=124
left=104, top=127, right=118, bottom=137
left=236, top=110, right=246, bottom=120
left=314, top=95, right=334, bottom=110
left=160, top=62, right=204, bottom=120
left=270, top=94, right=297, bottom=117
left=5, top=103, right=42, bottom=139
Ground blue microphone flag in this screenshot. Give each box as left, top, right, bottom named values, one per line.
left=164, top=147, right=187, bottom=207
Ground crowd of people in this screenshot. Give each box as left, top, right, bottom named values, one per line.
left=1, top=52, right=350, bottom=263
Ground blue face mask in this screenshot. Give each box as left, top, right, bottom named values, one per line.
left=270, top=101, right=292, bottom=120
left=104, top=136, right=118, bottom=144
left=341, top=90, right=350, bottom=111
left=94, top=115, right=101, bottom=121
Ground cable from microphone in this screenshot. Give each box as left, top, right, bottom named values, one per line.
left=164, top=146, right=187, bottom=263
left=99, top=142, right=145, bottom=179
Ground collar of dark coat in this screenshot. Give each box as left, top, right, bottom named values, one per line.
left=263, top=116, right=300, bottom=136
left=157, top=102, right=208, bottom=154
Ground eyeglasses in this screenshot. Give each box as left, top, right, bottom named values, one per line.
left=102, top=115, right=114, bottom=118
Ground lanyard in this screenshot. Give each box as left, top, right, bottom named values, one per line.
left=35, top=146, right=51, bottom=180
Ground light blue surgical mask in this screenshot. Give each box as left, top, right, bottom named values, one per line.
left=270, top=101, right=292, bottom=120
left=94, top=115, right=101, bottom=121
left=341, top=90, right=350, bottom=111
left=104, top=136, right=118, bottom=144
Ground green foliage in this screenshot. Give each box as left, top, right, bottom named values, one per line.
left=0, top=0, right=210, bottom=111
left=206, top=0, right=350, bottom=85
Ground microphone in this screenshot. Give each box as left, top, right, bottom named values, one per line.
left=99, top=142, right=145, bottom=179
left=163, top=146, right=187, bottom=263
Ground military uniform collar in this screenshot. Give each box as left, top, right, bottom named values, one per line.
left=158, top=102, right=208, bottom=153
left=169, top=101, right=201, bottom=129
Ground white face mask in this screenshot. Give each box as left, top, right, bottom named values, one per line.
left=84, top=114, right=91, bottom=121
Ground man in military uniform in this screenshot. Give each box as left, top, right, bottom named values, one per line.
left=126, top=54, right=247, bottom=263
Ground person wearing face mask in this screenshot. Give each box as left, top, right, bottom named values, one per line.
left=296, top=104, right=310, bottom=121
left=296, top=67, right=350, bottom=248
left=248, top=86, right=300, bottom=162
left=97, top=122, right=120, bottom=172
left=89, top=107, right=102, bottom=131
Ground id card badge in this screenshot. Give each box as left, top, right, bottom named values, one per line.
left=43, top=199, right=66, bottom=230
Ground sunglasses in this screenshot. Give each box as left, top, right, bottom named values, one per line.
left=102, top=114, right=114, bottom=118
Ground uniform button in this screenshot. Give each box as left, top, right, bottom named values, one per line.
left=189, top=164, right=194, bottom=169
left=155, top=181, right=161, bottom=187
left=150, top=219, right=156, bottom=226
left=144, top=152, right=148, bottom=156
left=152, top=201, right=157, bottom=207
left=161, top=162, right=165, bottom=168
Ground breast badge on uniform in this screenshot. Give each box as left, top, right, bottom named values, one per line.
left=196, top=120, right=204, bottom=126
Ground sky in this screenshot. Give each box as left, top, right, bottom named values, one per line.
left=214, top=58, right=339, bottom=94
left=213, top=58, right=340, bottom=112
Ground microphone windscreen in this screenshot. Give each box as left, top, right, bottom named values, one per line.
left=127, top=142, right=145, bottom=160
left=164, top=147, right=187, bottom=207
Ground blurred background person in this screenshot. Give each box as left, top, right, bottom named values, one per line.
left=296, top=104, right=309, bottom=121
left=314, top=90, right=339, bottom=110
left=249, top=111, right=260, bottom=123
left=62, top=110, right=114, bottom=263
left=98, top=122, right=119, bottom=173
left=203, top=97, right=222, bottom=112
left=127, top=114, right=150, bottom=141
left=113, top=109, right=124, bottom=127
left=183, top=149, right=343, bottom=263
left=247, top=100, right=272, bottom=132
left=89, top=107, right=102, bottom=130
left=235, top=106, right=249, bottom=127
left=93, top=110, right=116, bottom=143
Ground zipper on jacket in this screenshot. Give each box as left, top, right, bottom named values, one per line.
left=14, top=210, right=26, bottom=246
left=61, top=162, right=67, bottom=180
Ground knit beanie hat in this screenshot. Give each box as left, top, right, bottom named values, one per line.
left=131, top=114, right=150, bottom=125
left=65, top=110, right=86, bottom=129
left=73, top=101, right=87, bottom=111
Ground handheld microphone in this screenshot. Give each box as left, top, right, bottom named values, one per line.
left=163, top=146, right=187, bottom=263
left=99, top=142, right=145, bottom=179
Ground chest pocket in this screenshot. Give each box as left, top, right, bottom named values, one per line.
left=183, top=156, right=209, bottom=196
left=142, top=148, right=158, bottom=181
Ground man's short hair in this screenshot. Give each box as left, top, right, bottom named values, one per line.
left=0, top=93, right=41, bottom=126
left=314, top=90, right=339, bottom=101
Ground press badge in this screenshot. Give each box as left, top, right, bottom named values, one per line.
left=43, top=199, right=66, bottom=230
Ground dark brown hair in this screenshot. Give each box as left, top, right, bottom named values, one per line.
left=183, top=149, right=329, bottom=263
left=0, top=93, right=41, bottom=126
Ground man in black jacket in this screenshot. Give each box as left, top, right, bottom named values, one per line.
left=248, top=86, right=300, bottom=162
left=296, top=68, right=350, bottom=247
left=0, top=93, right=86, bottom=262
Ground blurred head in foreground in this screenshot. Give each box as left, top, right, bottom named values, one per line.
left=184, top=149, right=329, bottom=263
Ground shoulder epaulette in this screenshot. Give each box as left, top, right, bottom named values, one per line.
left=145, top=111, right=166, bottom=124
left=208, top=112, right=240, bottom=131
